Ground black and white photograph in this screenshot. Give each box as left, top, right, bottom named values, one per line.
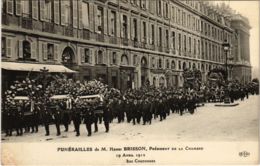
left=1, top=0, right=259, bottom=165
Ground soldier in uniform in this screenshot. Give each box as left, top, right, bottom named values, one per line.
left=31, top=102, right=39, bottom=133
left=103, top=100, right=111, bottom=133
left=15, top=103, right=24, bottom=136
left=61, top=99, right=70, bottom=132
left=132, top=99, right=138, bottom=125
left=179, top=94, right=186, bottom=116
left=5, top=104, right=16, bottom=136
left=83, top=104, right=94, bottom=136
left=53, top=104, right=63, bottom=136
left=158, top=98, right=165, bottom=121
left=136, top=99, right=142, bottom=124
left=42, top=105, right=52, bottom=136
left=125, top=99, right=132, bottom=123
left=72, top=103, right=81, bottom=137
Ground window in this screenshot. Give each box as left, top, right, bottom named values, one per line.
left=64, top=1, right=71, bottom=25
left=151, top=24, right=155, bottom=44
left=158, top=27, right=162, bottom=46
left=122, top=15, right=127, bottom=38
left=188, top=37, right=191, bottom=53
left=22, top=0, right=30, bottom=17
left=47, top=43, right=54, bottom=60
left=133, top=55, right=138, bottom=66
left=97, top=7, right=104, bottom=34
left=97, top=50, right=103, bottom=64
left=133, top=18, right=138, bottom=41
left=158, top=0, right=162, bottom=16
left=141, top=0, right=146, bottom=9
left=82, top=2, right=90, bottom=29
left=184, top=35, right=187, bottom=52
left=158, top=58, right=162, bottom=68
left=165, top=29, right=169, bottom=48
left=178, top=34, right=181, bottom=53
left=112, top=52, right=117, bottom=64
left=172, top=6, right=175, bottom=22
left=110, top=11, right=116, bottom=36
left=165, top=3, right=169, bottom=18
left=142, top=21, right=146, bottom=42
left=121, top=55, right=129, bottom=66
left=198, top=40, right=200, bottom=55
left=23, top=41, right=31, bottom=60
left=2, top=37, right=6, bottom=57
left=84, top=49, right=90, bottom=63
left=171, top=60, right=175, bottom=69
left=152, top=57, right=155, bottom=68
left=194, top=39, right=196, bottom=54
left=172, top=32, right=175, bottom=51
left=178, top=61, right=181, bottom=70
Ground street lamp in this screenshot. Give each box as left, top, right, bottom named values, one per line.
left=222, top=40, right=230, bottom=81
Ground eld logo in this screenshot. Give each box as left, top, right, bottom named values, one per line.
left=239, top=151, right=250, bottom=157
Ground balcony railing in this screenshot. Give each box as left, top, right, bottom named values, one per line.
left=83, top=29, right=91, bottom=40
left=22, top=17, right=33, bottom=29
left=64, top=26, right=74, bottom=37
left=43, top=22, right=55, bottom=33
left=96, top=33, right=105, bottom=42
left=122, top=38, right=129, bottom=46
left=109, top=36, right=117, bottom=44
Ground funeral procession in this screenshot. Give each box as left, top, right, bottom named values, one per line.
left=1, top=0, right=259, bottom=142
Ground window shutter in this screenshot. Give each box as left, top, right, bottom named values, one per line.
left=60, top=2, right=65, bottom=25
left=43, top=43, right=47, bottom=60
left=31, top=41, right=37, bottom=59
left=131, top=18, right=135, bottom=40
left=81, top=47, right=85, bottom=63
left=38, top=41, right=42, bottom=60
left=120, top=14, right=124, bottom=38
left=127, top=16, right=130, bottom=40
left=78, top=0, right=83, bottom=29
left=116, top=11, right=120, bottom=37
left=6, top=38, right=12, bottom=58
left=89, top=2, right=94, bottom=32
left=54, top=0, right=60, bottom=24
left=32, top=0, right=38, bottom=20
left=18, top=40, right=23, bottom=58
left=40, top=0, right=45, bottom=21
left=15, top=0, right=21, bottom=16
left=7, top=0, right=13, bottom=14
left=103, top=8, right=107, bottom=35
left=73, top=0, right=78, bottom=28
left=94, top=5, right=99, bottom=33
left=108, top=9, right=112, bottom=36
left=54, top=44, right=59, bottom=61
left=103, top=50, right=107, bottom=64
left=89, top=49, right=93, bottom=64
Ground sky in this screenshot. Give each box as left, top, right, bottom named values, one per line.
left=215, top=1, right=260, bottom=77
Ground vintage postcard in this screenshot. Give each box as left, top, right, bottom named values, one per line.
left=1, top=0, right=259, bottom=165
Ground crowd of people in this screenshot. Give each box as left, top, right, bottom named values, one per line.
left=2, top=77, right=259, bottom=138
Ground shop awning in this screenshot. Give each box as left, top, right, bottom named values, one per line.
left=1, top=62, right=77, bottom=73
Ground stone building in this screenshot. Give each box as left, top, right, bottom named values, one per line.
left=1, top=0, right=251, bottom=91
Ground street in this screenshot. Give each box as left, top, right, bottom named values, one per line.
left=2, top=95, right=259, bottom=142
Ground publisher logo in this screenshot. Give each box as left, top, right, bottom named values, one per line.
left=239, top=151, right=250, bottom=157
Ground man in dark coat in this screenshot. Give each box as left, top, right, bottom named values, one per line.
left=103, top=101, right=112, bottom=132
left=52, top=104, right=63, bottom=136
left=15, top=104, right=24, bottom=136
left=84, top=104, right=94, bottom=136
left=132, top=99, right=138, bottom=125
left=72, top=105, right=82, bottom=136
left=42, top=105, right=52, bottom=136
left=157, top=98, right=165, bottom=121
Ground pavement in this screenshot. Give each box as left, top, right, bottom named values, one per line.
left=1, top=95, right=259, bottom=142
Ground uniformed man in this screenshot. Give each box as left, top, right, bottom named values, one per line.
left=132, top=99, right=138, bottom=125
left=42, top=105, right=52, bottom=136
left=72, top=101, right=82, bottom=136
left=31, top=102, right=39, bottom=133
left=83, top=104, right=94, bottom=136
left=15, top=103, right=24, bottom=136
left=53, top=104, right=63, bottom=136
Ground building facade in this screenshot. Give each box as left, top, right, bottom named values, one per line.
left=1, top=0, right=251, bottom=91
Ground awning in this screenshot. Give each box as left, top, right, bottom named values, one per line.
left=1, top=62, right=77, bottom=73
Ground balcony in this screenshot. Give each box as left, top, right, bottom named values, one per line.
left=83, top=29, right=91, bottom=40
left=96, top=33, right=105, bottom=42
left=21, top=17, right=33, bottom=29
left=43, top=22, right=55, bottom=33
left=109, top=36, right=117, bottom=44
left=64, top=26, right=74, bottom=37
left=122, top=38, right=129, bottom=46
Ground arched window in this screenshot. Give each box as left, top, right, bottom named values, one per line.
left=62, top=47, right=74, bottom=64
left=171, top=60, right=176, bottom=70
left=178, top=61, right=182, bottom=70
left=153, top=77, right=156, bottom=86
left=141, top=57, right=148, bottom=68
left=97, top=50, right=103, bottom=64
left=23, top=40, right=31, bottom=59
left=121, top=54, right=129, bottom=66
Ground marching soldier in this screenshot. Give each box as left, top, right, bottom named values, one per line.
left=31, top=102, right=39, bottom=133
left=15, top=103, right=24, bottom=136
left=52, top=104, right=63, bottom=136
left=42, top=105, right=52, bottom=136
left=132, top=99, right=138, bottom=125
left=84, top=104, right=94, bottom=136
left=103, top=100, right=111, bottom=133
left=72, top=104, right=81, bottom=137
